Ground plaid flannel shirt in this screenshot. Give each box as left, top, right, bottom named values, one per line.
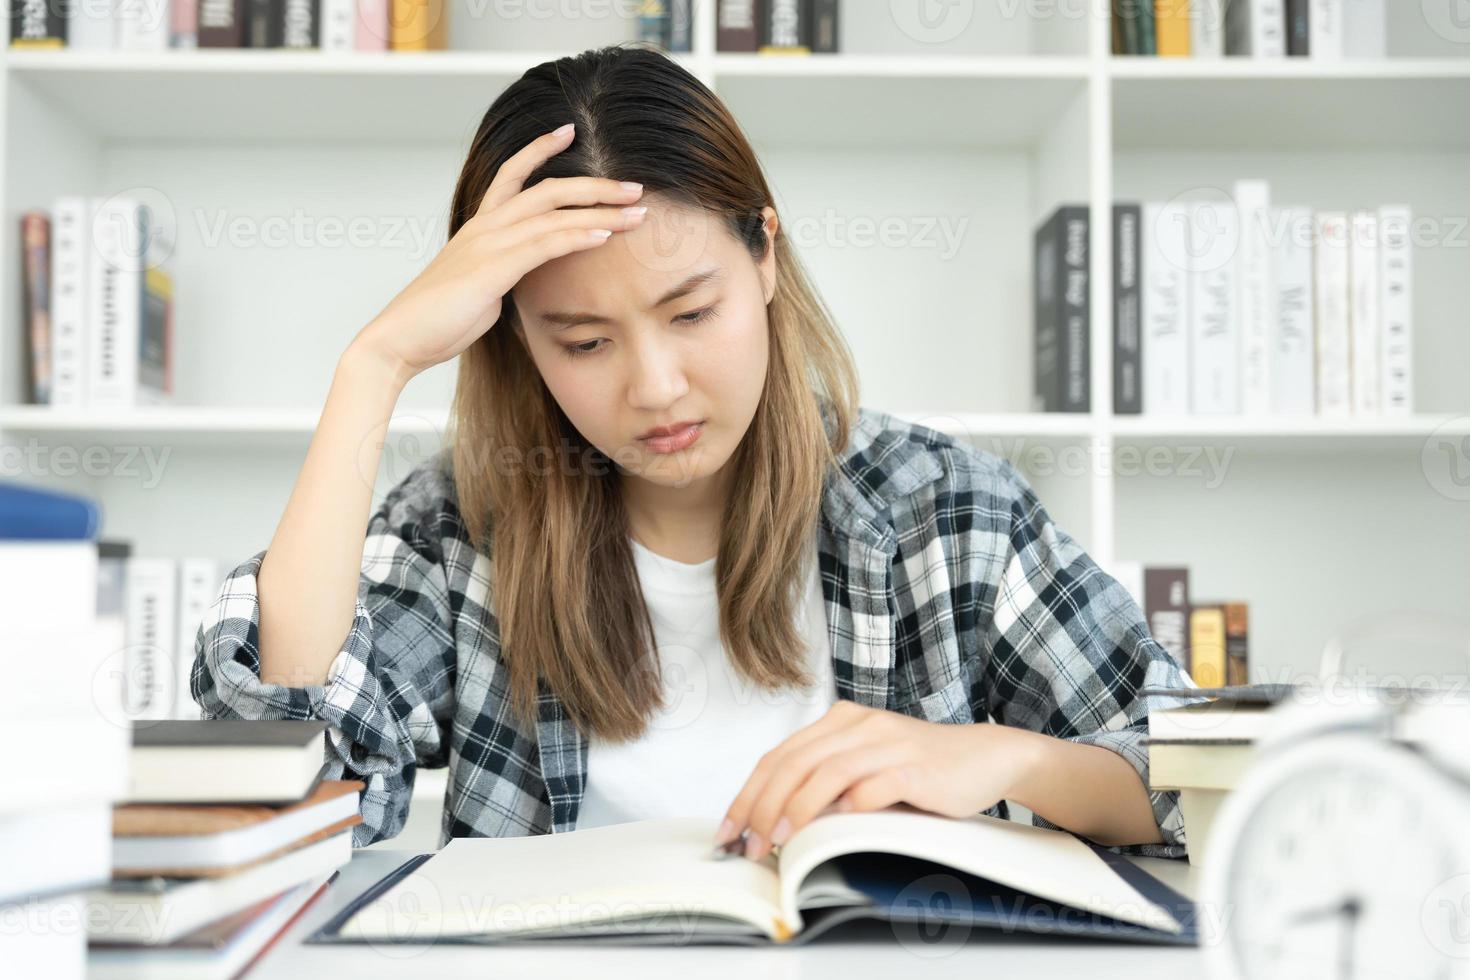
left=193, top=405, right=1194, bottom=858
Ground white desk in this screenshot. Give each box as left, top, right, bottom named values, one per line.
left=247, top=849, right=1210, bottom=979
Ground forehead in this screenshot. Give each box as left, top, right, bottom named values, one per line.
left=513, top=196, right=744, bottom=312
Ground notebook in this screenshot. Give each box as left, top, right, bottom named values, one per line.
left=308, top=805, right=1198, bottom=947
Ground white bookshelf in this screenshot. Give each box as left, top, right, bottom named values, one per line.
left=3, top=1, right=1469, bottom=696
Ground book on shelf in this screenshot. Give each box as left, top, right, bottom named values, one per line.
left=1032, top=205, right=1090, bottom=413
left=1110, top=561, right=1252, bottom=691
left=1112, top=0, right=1386, bottom=58
left=1113, top=203, right=1143, bottom=414
left=309, top=807, right=1195, bottom=946
left=21, top=210, right=52, bottom=405
left=37, top=196, right=177, bottom=409
left=1114, top=185, right=1413, bottom=418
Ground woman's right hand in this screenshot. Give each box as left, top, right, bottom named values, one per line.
left=352, top=122, right=647, bottom=383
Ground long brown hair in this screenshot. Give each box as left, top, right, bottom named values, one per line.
left=447, top=45, right=859, bottom=741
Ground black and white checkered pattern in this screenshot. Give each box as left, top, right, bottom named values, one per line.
left=193, top=406, right=1193, bottom=857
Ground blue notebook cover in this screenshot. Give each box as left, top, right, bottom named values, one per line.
left=0, top=482, right=101, bottom=540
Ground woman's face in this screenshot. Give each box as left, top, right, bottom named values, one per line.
left=511, top=197, right=777, bottom=490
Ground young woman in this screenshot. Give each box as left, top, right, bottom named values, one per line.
left=194, top=45, right=1190, bottom=862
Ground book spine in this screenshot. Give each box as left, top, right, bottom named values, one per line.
left=1153, top=0, right=1190, bottom=56
left=1113, top=204, right=1143, bottom=415
left=389, top=0, right=444, bottom=49
left=1234, top=180, right=1273, bottom=414
left=1190, top=0, right=1225, bottom=56
left=1341, top=0, right=1384, bottom=57
left=1309, top=0, right=1343, bottom=57
left=1144, top=567, right=1191, bottom=671
left=68, top=0, right=117, bottom=49
left=354, top=0, right=386, bottom=49
left=1377, top=205, right=1413, bottom=417
left=140, top=264, right=173, bottom=399
left=1061, top=207, right=1090, bottom=412
left=198, top=0, right=246, bottom=46
left=1271, top=206, right=1315, bottom=414
left=21, top=211, right=51, bottom=406
left=278, top=0, right=319, bottom=48
left=667, top=0, right=693, bottom=52
left=717, top=0, right=758, bottom=52
left=1137, top=0, right=1155, bottom=54
left=1285, top=0, right=1309, bottom=54
left=1188, top=605, right=1226, bottom=687
left=174, top=559, right=220, bottom=720
left=172, top=0, right=199, bottom=46
left=810, top=0, right=836, bottom=52
left=88, top=197, right=142, bottom=409
left=10, top=0, right=67, bottom=46
left=124, top=558, right=179, bottom=721
left=1349, top=209, right=1380, bottom=415
left=247, top=0, right=274, bottom=46
left=1033, top=211, right=1062, bottom=412
left=320, top=0, right=352, bottom=50
left=1114, top=0, right=1142, bottom=54
left=1187, top=200, right=1239, bottom=414
left=1141, top=201, right=1190, bottom=415
left=116, top=0, right=170, bottom=49
left=1314, top=212, right=1352, bottom=416
left=759, top=0, right=807, bottom=52
left=1226, top=0, right=1285, bottom=55
left=51, top=197, right=90, bottom=409
left=637, top=0, right=668, bottom=48
left=1223, top=601, right=1249, bottom=686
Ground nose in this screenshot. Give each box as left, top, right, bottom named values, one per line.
left=625, top=329, right=690, bottom=412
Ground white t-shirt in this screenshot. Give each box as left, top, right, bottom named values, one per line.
left=574, top=535, right=837, bottom=830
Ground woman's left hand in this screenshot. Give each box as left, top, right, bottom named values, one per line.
left=714, top=699, right=1042, bottom=860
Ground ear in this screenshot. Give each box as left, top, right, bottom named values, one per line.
left=757, top=206, right=779, bottom=305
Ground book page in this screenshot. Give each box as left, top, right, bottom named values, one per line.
left=338, top=817, right=789, bottom=943
left=775, top=805, right=1182, bottom=935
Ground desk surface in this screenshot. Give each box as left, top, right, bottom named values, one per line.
left=248, top=849, right=1210, bottom=978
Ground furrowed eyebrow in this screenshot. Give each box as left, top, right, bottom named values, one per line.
left=537, top=267, right=725, bottom=330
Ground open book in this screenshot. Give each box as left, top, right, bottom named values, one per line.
left=308, top=805, right=1196, bottom=947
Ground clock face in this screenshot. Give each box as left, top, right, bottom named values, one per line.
left=1213, top=738, right=1470, bottom=980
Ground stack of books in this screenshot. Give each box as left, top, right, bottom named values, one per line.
left=85, top=719, right=360, bottom=978
left=1, top=482, right=114, bottom=980
left=1145, top=681, right=1459, bottom=868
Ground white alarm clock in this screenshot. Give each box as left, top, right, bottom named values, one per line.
left=1202, top=697, right=1470, bottom=980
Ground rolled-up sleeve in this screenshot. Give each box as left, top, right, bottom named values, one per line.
left=980, top=458, right=1197, bottom=859
left=190, top=467, right=458, bottom=847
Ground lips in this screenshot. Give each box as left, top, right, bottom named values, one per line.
left=638, top=420, right=704, bottom=440
left=638, top=420, right=704, bottom=454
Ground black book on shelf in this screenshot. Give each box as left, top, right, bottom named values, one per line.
left=759, top=0, right=808, bottom=52
left=247, top=0, right=276, bottom=47
left=718, top=0, right=760, bottom=52
left=199, top=0, right=248, bottom=47
left=1113, top=203, right=1143, bottom=414
left=9, top=0, right=66, bottom=47
left=1285, top=0, right=1310, bottom=55
left=1032, top=206, right=1090, bottom=413
left=810, top=0, right=837, bottom=53
left=276, top=0, right=321, bottom=48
